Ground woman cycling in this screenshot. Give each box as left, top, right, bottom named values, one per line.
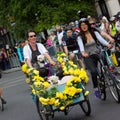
left=77, top=18, right=112, bottom=98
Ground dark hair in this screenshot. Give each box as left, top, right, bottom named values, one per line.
left=26, top=29, right=36, bottom=38
left=78, top=18, right=98, bottom=45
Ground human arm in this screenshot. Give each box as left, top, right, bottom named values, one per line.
left=37, top=43, right=56, bottom=65
left=23, top=45, right=33, bottom=68
left=95, top=31, right=112, bottom=48
left=77, top=36, right=89, bottom=57
left=100, top=31, right=114, bottom=43
left=44, top=52, right=56, bottom=65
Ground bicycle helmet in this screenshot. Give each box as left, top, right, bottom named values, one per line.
left=65, top=26, right=72, bottom=32
left=110, top=16, right=116, bottom=22
left=69, top=22, right=75, bottom=27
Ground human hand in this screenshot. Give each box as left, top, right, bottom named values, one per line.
left=107, top=44, right=113, bottom=49
left=49, top=60, right=56, bottom=66
left=82, top=52, right=89, bottom=57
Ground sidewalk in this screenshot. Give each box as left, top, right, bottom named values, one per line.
left=3, top=67, right=21, bottom=74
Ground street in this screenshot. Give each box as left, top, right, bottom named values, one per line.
left=0, top=70, right=120, bottom=120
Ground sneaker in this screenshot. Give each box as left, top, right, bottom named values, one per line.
left=94, top=90, right=101, bottom=99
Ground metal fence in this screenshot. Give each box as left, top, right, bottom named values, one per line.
left=8, top=53, right=21, bottom=68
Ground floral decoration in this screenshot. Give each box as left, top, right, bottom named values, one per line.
left=21, top=52, right=89, bottom=111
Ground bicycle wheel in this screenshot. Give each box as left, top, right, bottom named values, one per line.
left=106, top=70, right=120, bottom=103
left=36, top=96, right=51, bottom=120
left=113, top=68, right=120, bottom=90
left=97, top=76, right=106, bottom=100
left=97, top=60, right=106, bottom=100
left=79, top=96, right=91, bottom=116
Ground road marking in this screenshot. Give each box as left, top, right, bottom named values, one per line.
left=2, top=81, right=26, bottom=89
left=0, top=76, right=25, bottom=85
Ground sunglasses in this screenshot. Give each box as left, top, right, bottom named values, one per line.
left=29, top=35, right=36, bottom=38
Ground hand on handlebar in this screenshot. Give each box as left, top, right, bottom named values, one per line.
left=107, top=43, right=113, bottom=49
left=82, top=52, right=89, bottom=58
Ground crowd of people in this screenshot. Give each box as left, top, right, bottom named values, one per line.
left=1, top=11, right=120, bottom=109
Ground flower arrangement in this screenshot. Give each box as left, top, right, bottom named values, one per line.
left=21, top=52, right=89, bottom=111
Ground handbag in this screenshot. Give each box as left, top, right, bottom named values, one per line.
left=111, top=52, right=119, bottom=67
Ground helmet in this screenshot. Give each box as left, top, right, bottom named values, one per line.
left=110, top=16, right=116, bottom=22
left=65, top=26, right=72, bottom=32
left=117, top=14, right=120, bottom=19
left=69, top=22, right=75, bottom=27
left=79, top=18, right=88, bottom=23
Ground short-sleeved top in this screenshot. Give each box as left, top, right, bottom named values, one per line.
left=23, top=43, right=48, bottom=61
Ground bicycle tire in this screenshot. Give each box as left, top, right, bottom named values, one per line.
left=79, top=96, right=91, bottom=116
left=97, top=76, right=106, bottom=100
left=113, top=70, right=120, bottom=90
left=97, top=60, right=106, bottom=100
left=36, top=96, right=50, bottom=120
left=106, top=70, right=120, bottom=103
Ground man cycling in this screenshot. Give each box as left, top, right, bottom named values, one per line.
left=62, top=26, right=84, bottom=68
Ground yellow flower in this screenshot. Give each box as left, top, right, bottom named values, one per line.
left=54, top=99, right=60, bottom=106
left=39, top=97, right=50, bottom=105
left=32, top=89, right=36, bottom=95
left=21, top=64, right=28, bottom=73
left=57, top=57, right=63, bottom=63
left=34, top=81, right=40, bottom=87
left=60, top=106, right=65, bottom=110
left=49, top=98, right=56, bottom=105
left=34, top=75, right=44, bottom=82
left=25, top=78, right=30, bottom=83
left=74, top=69, right=81, bottom=76
left=84, top=91, right=89, bottom=96
left=27, top=68, right=34, bottom=74
left=56, top=92, right=64, bottom=99
left=61, top=53, right=66, bottom=57
left=68, top=68, right=74, bottom=74
left=66, top=80, right=72, bottom=86
left=64, top=86, right=77, bottom=97
left=33, top=69, right=39, bottom=75
left=68, top=61, right=74, bottom=66
left=66, top=100, right=73, bottom=106
left=76, top=88, right=82, bottom=93
left=43, top=82, right=50, bottom=89
left=63, top=70, right=69, bottom=75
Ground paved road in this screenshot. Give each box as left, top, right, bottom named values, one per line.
left=0, top=70, right=120, bottom=120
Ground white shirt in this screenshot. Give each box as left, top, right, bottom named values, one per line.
left=23, top=43, right=48, bottom=61
left=57, top=31, right=64, bottom=45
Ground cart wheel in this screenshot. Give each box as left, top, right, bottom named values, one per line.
left=36, top=96, right=51, bottom=120
left=79, top=97, right=91, bottom=116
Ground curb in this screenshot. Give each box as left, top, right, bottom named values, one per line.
left=3, top=67, right=21, bottom=74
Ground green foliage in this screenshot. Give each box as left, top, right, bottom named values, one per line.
left=0, top=0, right=96, bottom=40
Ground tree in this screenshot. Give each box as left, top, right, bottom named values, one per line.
left=0, top=0, right=96, bottom=40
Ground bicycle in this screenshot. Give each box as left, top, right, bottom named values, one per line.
left=97, top=46, right=120, bottom=103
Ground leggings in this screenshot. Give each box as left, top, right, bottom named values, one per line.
left=84, top=54, right=100, bottom=88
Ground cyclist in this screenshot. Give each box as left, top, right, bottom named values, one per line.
left=88, top=17, right=114, bottom=44
left=62, top=26, right=84, bottom=68
left=77, top=18, right=112, bottom=98
left=23, top=29, right=56, bottom=77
